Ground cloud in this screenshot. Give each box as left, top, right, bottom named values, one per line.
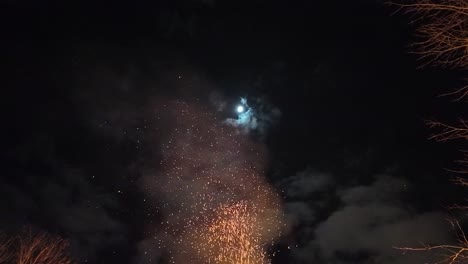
left=279, top=169, right=333, bottom=226
left=0, top=166, right=125, bottom=263
left=314, top=207, right=448, bottom=264
left=284, top=202, right=316, bottom=228
left=40, top=171, right=126, bottom=262
left=280, top=171, right=453, bottom=264
left=133, top=237, right=164, bottom=264
left=223, top=96, right=281, bottom=137
left=280, top=169, right=333, bottom=199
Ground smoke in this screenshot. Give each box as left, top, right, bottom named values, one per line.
left=58, top=52, right=287, bottom=263
left=136, top=100, right=285, bottom=263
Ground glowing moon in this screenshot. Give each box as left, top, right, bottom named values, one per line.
left=237, top=105, right=245, bottom=113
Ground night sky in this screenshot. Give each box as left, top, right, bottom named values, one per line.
left=1, top=1, right=467, bottom=264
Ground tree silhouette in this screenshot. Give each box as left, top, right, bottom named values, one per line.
left=0, top=230, right=73, bottom=264
left=394, top=1, right=468, bottom=263
left=397, top=0, right=468, bottom=69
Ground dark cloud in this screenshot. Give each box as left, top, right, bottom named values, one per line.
left=133, top=237, right=164, bottom=264
left=1, top=148, right=126, bottom=262
left=280, top=171, right=453, bottom=264
left=42, top=170, right=126, bottom=262
left=280, top=169, right=333, bottom=199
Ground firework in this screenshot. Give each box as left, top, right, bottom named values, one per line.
left=142, top=101, right=284, bottom=264
left=195, top=201, right=270, bottom=264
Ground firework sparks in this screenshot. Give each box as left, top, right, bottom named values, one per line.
left=141, top=100, right=284, bottom=264
left=196, top=201, right=270, bottom=264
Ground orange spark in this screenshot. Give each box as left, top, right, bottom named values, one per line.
left=195, top=201, right=272, bottom=264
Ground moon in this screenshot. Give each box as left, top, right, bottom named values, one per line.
left=236, top=105, right=245, bottom=113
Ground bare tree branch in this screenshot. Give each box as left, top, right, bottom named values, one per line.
left=395, top=219, right=468, bottom=264
left=0, top=230, right=74, bottom=264
left=0, top=234, right=14, bottom=264
left=393, top=0, right=468, bottom=69
left=16, top=230, right=73, bottom=264
left=393, top=1, right=468, bottom=263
